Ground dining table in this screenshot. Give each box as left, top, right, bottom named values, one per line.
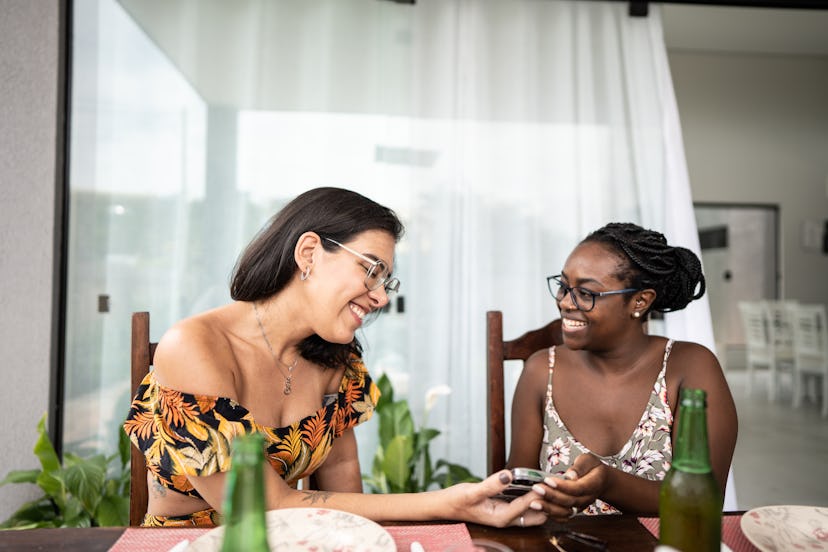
left=0, top=512, right=754, bottom=551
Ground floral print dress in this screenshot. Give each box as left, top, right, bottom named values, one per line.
left=539, top=341, right=675, bottom=515
left=124, top=355, right=379, bottom=525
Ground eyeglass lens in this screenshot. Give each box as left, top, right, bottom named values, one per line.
left=364, top=261, right=399, bottom=294
left=549, top=277, right=594, bottom=312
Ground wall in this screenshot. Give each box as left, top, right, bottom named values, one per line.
left=669, top=50, right=828, bottom=306
left=0, top=0, right=61, bottom=521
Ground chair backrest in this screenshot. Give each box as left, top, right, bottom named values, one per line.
left=486, top=310, right=562, bottom=474
left=738, top=301, right=772, bottom=361
left=763, top=300, right=797, bottom=360
left=130, top=311, right=157, bottom=526
left=789, top=303, right=828, bottom=363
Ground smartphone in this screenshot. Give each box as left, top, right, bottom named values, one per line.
left=493, top=467, right=549, bottom=502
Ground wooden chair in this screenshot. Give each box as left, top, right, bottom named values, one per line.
left=486, top=310, right=562, bottom=474
left=130, top=311, right=157, bottom=526
left=788, top=303, right=828, bottom=417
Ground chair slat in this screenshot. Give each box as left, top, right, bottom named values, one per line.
left=788, top=303, right=828, bottom=417
left=486, top=311, right=562, bottom=473
left=129, top=311, right=155, bottom=526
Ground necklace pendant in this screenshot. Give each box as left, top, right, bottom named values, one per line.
left=283, top=376, right=292, bottom=395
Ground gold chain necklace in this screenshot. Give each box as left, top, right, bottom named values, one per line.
left=252, top=302, right=299, bottom=395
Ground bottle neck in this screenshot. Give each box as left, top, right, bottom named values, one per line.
left=222, top=434, right=267, bottom=523
left=672, top=389, right=713, bottom=474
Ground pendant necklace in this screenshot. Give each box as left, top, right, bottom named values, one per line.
left=253, top=302, right=299, bottom=395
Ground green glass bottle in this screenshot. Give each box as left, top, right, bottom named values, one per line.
left=659, top=388, right=722, bottom=552
left=220, top=432, right=270, bottom=552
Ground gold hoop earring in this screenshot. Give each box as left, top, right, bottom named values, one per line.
left=300, top=266, right=311, bottom=281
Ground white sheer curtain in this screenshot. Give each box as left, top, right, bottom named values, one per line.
left=72, top=0, right=732, bottom=505
left=386, top=0, right=714, bottom=476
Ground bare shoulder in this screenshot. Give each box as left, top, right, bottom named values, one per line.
left=152, top=308, right=238, bottom=398
left=517, top=346, right=555, bottom=391
left=666, top=340, right=728, bottom=389
left=667, top=340, right=720, bottom=372
left=525, top=346, right=554, bottom=375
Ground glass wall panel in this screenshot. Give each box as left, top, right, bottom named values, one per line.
left=66, top=0, right=207, bottom=455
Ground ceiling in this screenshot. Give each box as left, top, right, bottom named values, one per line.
left=661, top=4, right=828, bottom=56
left=119, top=1, right=828, bottom=61
left=115, top=0, right=828, bottom=113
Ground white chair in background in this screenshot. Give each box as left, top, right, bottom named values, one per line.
left=739, top=301, right=789, bottom=400
left=763, top=300, right=797, bottom=369
left=787, top=303, right=828, bottom=418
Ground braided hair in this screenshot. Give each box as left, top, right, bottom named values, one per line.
left=582, top=222, right=705, bottom=313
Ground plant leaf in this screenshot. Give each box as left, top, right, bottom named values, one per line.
left=432, top=460, right=482, bottom=488
left=0, top=497, right=57, bottom=529
left=117, top=426, right=131, bottom=470
left=95, top=494, right=129, bottom=527
left=414, top=428, right=440, bottom=453
left=63, top=459, right=106, bottom=516
left=0, top=469, right=41, bottom=486
left=391, top=401, right=415, bottom=436
left=375, top=373, right=394, bottom=410
left=35, top=470, right=66, bottom=511
left=33, top=414, right=60, bottom=475
left=60, top=496, right=89, bottom=527
left=382, top=435, right=414, bottom=491
left=378, top=400, right=415, bottom=448
left=418, top=447, right=434, bottom=491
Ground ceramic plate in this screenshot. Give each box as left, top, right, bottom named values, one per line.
left=185, top=508, right=395, bottom=552
left=741, top=505, right=828, bottom=552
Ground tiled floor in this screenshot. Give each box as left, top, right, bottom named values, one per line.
left=725, top=369, right=828, bottom=510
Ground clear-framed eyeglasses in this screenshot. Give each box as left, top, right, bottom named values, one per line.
left=547, top=274, right=639, bottom=313
left=324, top=238, right=400, bottom=298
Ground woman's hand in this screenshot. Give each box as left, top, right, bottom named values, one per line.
left=440, top=470, right=548, bottom=528
left=531, top=453, right=609, bottom=522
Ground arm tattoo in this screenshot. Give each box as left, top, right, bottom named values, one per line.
left=151, top=478, right=167, bottom=498
left=300, top=491, right=333, bottom=505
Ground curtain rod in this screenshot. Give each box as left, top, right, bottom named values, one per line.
left=380, top=0, right=828, bottom=15
left=586, top=0, right=828, bottom=17
left=645, top=0, right=828, bottom=8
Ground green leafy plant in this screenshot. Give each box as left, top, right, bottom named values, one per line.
left=0, top=413, right=130, bottom=529
left=363, top=374, right=481, bottom=493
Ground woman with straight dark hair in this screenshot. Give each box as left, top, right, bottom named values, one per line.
left=507, top=222, right=737, bottom=521
left=125, top=187, right=545, bottom=528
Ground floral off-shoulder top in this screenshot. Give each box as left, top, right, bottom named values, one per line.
left=123, top=356, right=379, bottom=499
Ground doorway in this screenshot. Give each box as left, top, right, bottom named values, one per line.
left=694, top=203, right=779, bottom=369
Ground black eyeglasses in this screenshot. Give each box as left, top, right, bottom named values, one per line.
left=325, top=238, right=400, bottom=297
left=547, top=274, right=639, bottom=313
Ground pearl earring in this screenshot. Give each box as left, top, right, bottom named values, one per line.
left=632, top=311, right=641, bottom=319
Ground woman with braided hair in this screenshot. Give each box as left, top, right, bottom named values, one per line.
left=506, top=222, right=737, bottom=521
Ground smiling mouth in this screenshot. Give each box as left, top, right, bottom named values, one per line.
left=350, top=303, right=367, bottom=321
left=562, top=318, right=586, bottom=329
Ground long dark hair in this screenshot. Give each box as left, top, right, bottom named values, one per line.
left=231, top=187, right=404, bottom=368
left=582, top=222, right=705, bottom=314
